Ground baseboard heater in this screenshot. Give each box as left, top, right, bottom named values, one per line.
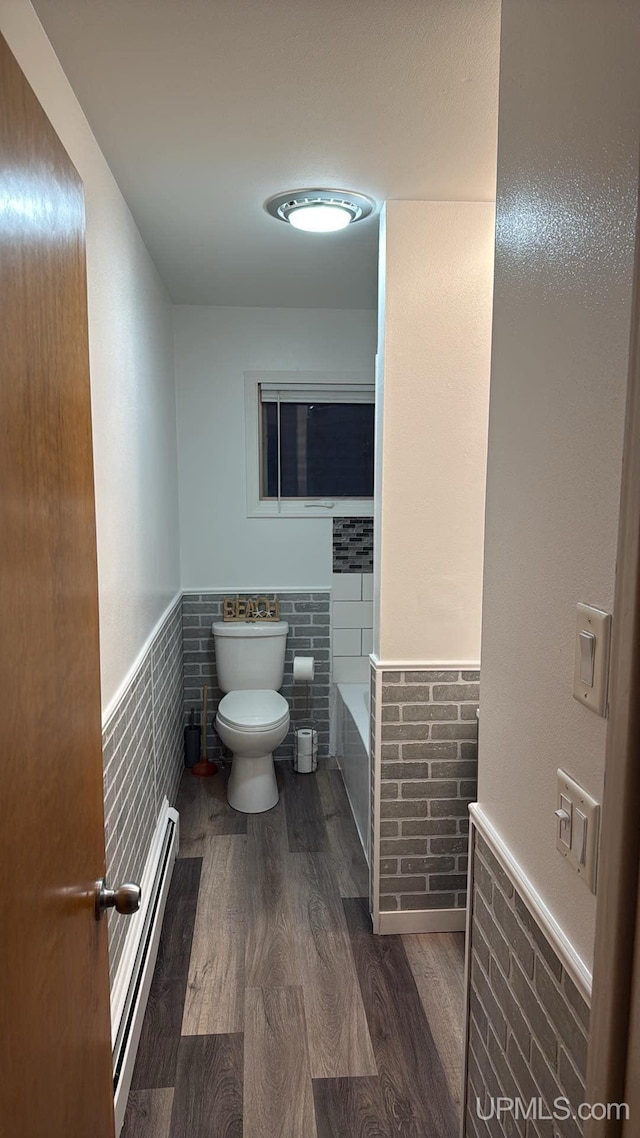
left=111, top=800, right=180, bottom=1134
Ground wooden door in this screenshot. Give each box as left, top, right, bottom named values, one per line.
left=0, top=32, right=115, bottom=1138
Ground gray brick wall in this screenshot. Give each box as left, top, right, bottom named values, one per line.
left=466, top=832, right=590, bottom=1138
left=152, top=601, right=185, bottom=808
left=102, top=599, right=184, bottom=986
left=182, top=592, right=330, bottom=762
left=377, top=668, right=479, bottom=913
left=333, top=517, right=373, bottom=572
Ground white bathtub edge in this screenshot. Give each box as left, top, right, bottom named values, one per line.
left=338, top=760, right=369, bottom=862
left=335, top=682, right=369, bottom=754
left=335, top=682, right=370, bottom=866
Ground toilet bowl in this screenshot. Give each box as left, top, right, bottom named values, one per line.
left=215, top=687, right=288, bottom=814
left=216, top=689, right=289, bottom=813
left=214, top=687, right=286, bottom=814
left=212, top=619, right=290, bottom=813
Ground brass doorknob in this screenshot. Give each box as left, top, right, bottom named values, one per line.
left=95, top=878, right=141, bottom=920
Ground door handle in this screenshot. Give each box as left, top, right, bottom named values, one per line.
left=95, top=877, right=141, bottom=921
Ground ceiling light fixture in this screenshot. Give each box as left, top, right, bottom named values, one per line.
left=265, top=188, right=375, bottom=234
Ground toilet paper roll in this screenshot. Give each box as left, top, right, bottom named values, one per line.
left=293, top=655, right=315, bottom=682
left=296, top=728, right=315, bottom=756
left=295, top=728, right=317, bottom=774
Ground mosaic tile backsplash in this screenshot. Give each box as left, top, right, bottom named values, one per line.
left=333, top=517, right=374, bottom=573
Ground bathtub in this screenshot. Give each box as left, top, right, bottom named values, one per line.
left=335, top=683, right=370, bottom=861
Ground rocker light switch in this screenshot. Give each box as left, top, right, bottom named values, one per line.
left=556, top=769, right=600, bottom=892
left=578, top=631, right=595, bottom=686
left=573, top=604, right=611, bottom=716
left=555, top=795, right=572, bottom=848
left=573, top=809, right=588, bottom=866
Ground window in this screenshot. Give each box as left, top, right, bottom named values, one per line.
left=245, top=372, right=375, bottom=517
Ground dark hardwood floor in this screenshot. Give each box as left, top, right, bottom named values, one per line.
left=122, top=763, right=464, bottom=1137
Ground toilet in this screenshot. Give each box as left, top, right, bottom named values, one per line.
left=211, top=620, right=289, bottom=813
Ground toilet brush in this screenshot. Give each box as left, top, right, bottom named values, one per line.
left=192, top=684, right=218, bottom=777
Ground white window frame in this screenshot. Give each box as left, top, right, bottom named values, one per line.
left=244, top=370, right=375, bottom=518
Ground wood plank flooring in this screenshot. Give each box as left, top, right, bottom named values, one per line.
left=289, top=852, right=377, bottom=1079
left=171, top=1034, right=243, bottom=1138
left=244, top=986, right=316, bottom=1138
left=402, top=932, right=466, bottom=1110
left=313, top=1077, right=392, bottom=1138
left=130, top=857, right=201, bottom=1091
left=175, top=773, right=247, bottom=856
left=344, top=898, right=459, bottom=1137
left=122, top=1090, right=174, bottom=1138
left=316, top=770, right=370, bottom=898
left=244, top=794, right=302, bottom=990
left=281, top=762, right=329, bottom=853
left=181, top=835, right=246, bottom=1035
left=123, top=763, right=464, bottom=1138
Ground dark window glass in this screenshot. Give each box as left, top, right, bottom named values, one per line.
left=261, top=402, right=374, bottom=499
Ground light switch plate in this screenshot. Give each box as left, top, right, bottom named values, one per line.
left=573, top=603, right=611, bottom=717
left=556, top=768, right=600, bottom=892
left=557, top=794, right=572, bottom=848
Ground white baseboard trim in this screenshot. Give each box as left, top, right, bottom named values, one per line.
left=460, top=818, right=476, bottom=1138
left=112, top=800, right=180, bottom=1134
left=469, top=804, right=592, bottom=1003
left=102, top=592, right=182, bottom=728
left=369, top=657, right=481, bottom=671
left=378, top=907, right=467, bottom=935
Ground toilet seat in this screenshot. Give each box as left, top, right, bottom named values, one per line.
left=217, top=689, right=289, bottom=733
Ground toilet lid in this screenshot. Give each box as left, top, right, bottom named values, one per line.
left=217, top=689, right=289, bottom=731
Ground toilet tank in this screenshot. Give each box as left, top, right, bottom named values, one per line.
left=211, top=621, right=289, bottom=692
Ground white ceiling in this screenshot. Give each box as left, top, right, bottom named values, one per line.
left=32, top=0, right=500, bottom=309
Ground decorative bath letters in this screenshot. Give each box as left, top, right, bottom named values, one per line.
left=223, top=596, right=280, bottom=622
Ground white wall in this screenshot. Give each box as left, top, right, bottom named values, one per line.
left=173, top=305, right=377, bottom=589
left=375, top=200, right=495, bottom=665
left=1, top=0, right=181, bottom=713
left=479, top=0, right=640, bottom=968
